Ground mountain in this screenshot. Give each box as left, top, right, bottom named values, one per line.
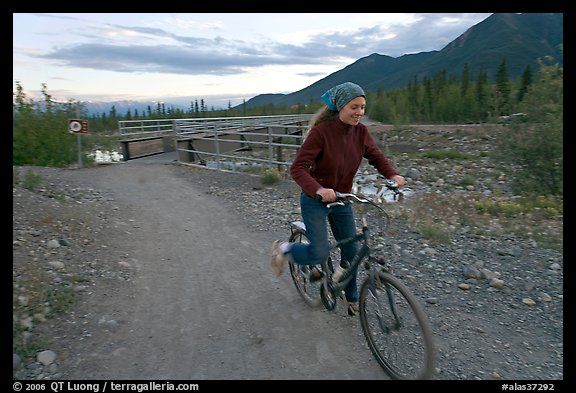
left=239, top=13, right=563, bottom=109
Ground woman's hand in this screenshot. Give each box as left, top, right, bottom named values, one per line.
left=315, top=187, right=337, bottom=203
left=391, top=175, right=406, bottom=188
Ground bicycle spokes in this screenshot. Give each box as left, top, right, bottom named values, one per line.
left=367, top=283, right=401, bottom=334
left=360, top=272, right=435, bottom=380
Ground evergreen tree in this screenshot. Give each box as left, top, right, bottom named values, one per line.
left=461, top=63, right=470, bottom=97
left=432, top=69, right=447, bottom=97
left=517, top=65, right=533, bottom=103
left=407, top=77, right=420, bottom=120
left=475, top=66, right=488, bottom=120
left=494, top=57, right=511, bottom=116
left=423, top=77, right=433, bottom=120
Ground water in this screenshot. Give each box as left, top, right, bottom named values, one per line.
left=89, top=150, right=123, bottom=163
left=353, top=172, right=414, bottom=203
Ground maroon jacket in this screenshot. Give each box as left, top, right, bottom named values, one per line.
left=291, top=117, right=399, bottom=198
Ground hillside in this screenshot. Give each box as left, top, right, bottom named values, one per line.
left=240, top=13, right=563, bottom=109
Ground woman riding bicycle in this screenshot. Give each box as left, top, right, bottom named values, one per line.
left=270, top=81, right=406, bottom=316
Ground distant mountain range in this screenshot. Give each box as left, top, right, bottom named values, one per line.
left=83, top=13, right=562, bottom=116
left=239, top=13, right=563, bottom=109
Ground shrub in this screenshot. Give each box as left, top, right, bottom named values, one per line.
left=261, top=168, right=283, bottom=185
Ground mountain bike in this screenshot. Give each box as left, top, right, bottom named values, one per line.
left=287, top=179, right=435, bottom=380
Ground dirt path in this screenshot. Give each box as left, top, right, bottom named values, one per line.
left=14, top=143, right=563, bottom=383
left=48, top=160, right=389, bottom=380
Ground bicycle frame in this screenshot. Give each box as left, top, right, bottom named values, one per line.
left=289, top=181, right=396, bottom=310
left=311, top=200, right=389, bottom=311
left=324, top=216, right=372, bottom=295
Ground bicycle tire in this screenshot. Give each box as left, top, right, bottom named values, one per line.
left=359, top=271, right=435, bottom=380
left=288, top=230, right=323, bottom=308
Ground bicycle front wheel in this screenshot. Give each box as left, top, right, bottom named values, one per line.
left=359, top=271, right=435, bottom=380
left=288, top=230, right=323, bottom=308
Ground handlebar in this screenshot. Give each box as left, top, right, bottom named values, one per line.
left=315, top=179, right=403, bottom=209
left=375, top=179, right=404, bottom=201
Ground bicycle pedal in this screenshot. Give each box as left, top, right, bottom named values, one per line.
left=309, top=270, right=324, bottom=282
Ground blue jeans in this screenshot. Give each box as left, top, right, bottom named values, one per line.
left=289, top=192, right=359, bottom=302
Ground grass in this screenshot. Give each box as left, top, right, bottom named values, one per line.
left=20, top=169, right=43, bottom=191
left=475, top=195, right=563, bottom=218
left=398, top=191, right=563, bottom=251
left=417, top=222, right=451, bottom=243
left=13, top=262, right=77, bottom=360
left=421, top=150, right=473, bottom=160
left=261, top=168, right=283, bottom=185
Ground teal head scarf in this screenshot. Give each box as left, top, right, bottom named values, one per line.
left=320, top=82, right=365, bottom=111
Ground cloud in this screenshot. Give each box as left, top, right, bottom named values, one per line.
left=30, top=13, right=492, bottom=78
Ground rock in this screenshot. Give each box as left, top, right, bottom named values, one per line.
left=37, top=350, right=57, bottom=366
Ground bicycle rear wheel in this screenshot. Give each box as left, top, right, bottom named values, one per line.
left=288, top=230, right=323, bottom=308
left=359, top=271, right=435, bottom=380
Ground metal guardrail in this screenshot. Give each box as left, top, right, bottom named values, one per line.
left=173, top=115, right=312, bottom=170
left=118, top=119, right=175, bottom=138
left=118, top=114, right=313, bottom=169
left=118, top=114, right=312, bottom=138
left=177, top=124, right=307, bottom=170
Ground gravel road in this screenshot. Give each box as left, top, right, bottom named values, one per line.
left=14, top=160, right=396, bottom=381
left=13, top=125, right=563, bottom=385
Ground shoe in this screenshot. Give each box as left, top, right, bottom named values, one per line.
left=347, top=302, right=359, bottom=316
left=332, top=265, right=346, bottom=283
left=270, top=240, right=287, bottom=276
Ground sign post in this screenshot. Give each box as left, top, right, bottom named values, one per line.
left=68, top=119, right=89, bottom=168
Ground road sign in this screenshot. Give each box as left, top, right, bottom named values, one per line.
left=68, top=119, right=89, bottom=134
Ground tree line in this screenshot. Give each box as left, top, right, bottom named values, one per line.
left=366, top=58, right=536, bottom=125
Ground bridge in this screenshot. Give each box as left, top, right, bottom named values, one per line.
left=118, top=114, right=312, bottom=170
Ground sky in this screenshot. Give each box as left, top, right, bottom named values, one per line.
left=13, top=13, right=494, bottom=109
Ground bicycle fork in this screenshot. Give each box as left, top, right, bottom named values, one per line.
left=366, top=266, right=402, bottom=333
left=320, top=257, right=338, bottom=311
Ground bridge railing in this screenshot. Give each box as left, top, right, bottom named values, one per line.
left=118, top=119, right=176, bottom=138
left=173, top=114, right=312, bottom=171
left=118, top=114, right=313, bottom=167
